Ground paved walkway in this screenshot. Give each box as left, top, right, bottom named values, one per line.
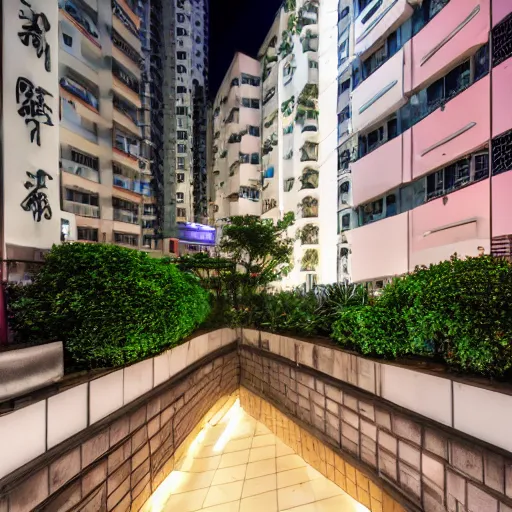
left=159, top=400, right=369, bottom=511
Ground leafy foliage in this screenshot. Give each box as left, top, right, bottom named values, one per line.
left=219, top=213, right=295, bottom=287
left=332, top=255, right=512, bottom=377
left=7, top=243, right=210, bottom=370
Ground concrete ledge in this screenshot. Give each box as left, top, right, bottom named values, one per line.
left=249, top=330, right=512, bottom=455
left=0, top=342, right=63, bottom=402
left=0, top=328, right=237, bottom=481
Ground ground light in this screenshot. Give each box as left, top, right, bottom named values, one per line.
left=145, top=399, right=242, bottom=512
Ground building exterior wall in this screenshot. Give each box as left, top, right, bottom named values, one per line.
left=338, top=0, right=512, bottom=284
left=211, top=53, right=262, bottom=220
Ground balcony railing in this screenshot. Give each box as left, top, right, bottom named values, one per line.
left=61, top=158, right=99, bottom=183
left=60, top=77, right=99, bottom=111
left=113, top=208, right=139, bottom=224
left=63, top=201, right=100, bottom=218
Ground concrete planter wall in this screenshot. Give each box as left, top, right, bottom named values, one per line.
left=0, top=328, right=237, bottom=482
left=0, top=342, right=63, bottom=402
left=242, top=329, right=512, bottom=455
left=240, top=330, right=512, bottom=512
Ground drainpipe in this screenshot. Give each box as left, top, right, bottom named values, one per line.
left=488, top=0, right=494, bottom=254
left=0, top=0, right=7, bottom=346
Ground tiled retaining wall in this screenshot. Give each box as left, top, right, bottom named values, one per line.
left=240, top=387, right=407, bottom=512
left=240, top=343, right=512, bottom=512
left=0, top=340, right=239, bottom=512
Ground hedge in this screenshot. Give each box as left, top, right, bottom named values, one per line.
left=7, top=243, right=211, bottom=370
left=332, top=255, right=512, bottom=377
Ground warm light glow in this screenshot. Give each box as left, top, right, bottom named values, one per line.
left=213, top=399, right=242, bottom=452
left=145, top=400, right=240, bottom=511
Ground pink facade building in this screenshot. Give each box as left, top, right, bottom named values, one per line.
left=339, top=0, right=512, bottom=286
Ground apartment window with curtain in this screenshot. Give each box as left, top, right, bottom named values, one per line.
left=176, top=192, right=185, bottom=203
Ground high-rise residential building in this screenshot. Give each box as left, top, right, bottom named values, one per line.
left=337, top=0, right=512, bottom=289
left=150, top=0, right=210, bottom=251
left=258, top=0, right=339, bottom=289
left=211, top=53, right=262, bottom=220
left=58, top=0, right=157, bottom=251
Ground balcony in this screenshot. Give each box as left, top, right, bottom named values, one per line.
left=61, top=157, right=99, bottom=183
left=113, top=96, right=141, bottom=137
left=112, top=0, right=141, bottom=52
left=60, top=76, right=99, bottom=114
left=351, top=48, right=407, bottom=133
left=113, top=67, right=141, bottom=109
left=350, top=212, right=408, bottom=282
left=352, top=134, right=403, bottom=205
left=112, top=31, right=141, bottom=78
left=63, top=200, right=100, bottom=219
left=59, top=1, right=101, bottom=53
left=410, top=75, right=490, bottom=180
left=113, top=208, right=139, bottom=224
left=113, top=130, right=142, bottom=171
left=354, top=0, right=414, bottom=57
left=60, top=98, right=99, bottom=149
left=409, top=179, right=490, bottom=269
left=409, top=0, right=490, bottom=93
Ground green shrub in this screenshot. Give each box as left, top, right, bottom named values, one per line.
left=8, top=243, right=210, bottom=370
left=332, top=255, right=512, bottom=377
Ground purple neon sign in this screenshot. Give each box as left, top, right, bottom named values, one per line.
left=177, top=222, right=216, bottom=245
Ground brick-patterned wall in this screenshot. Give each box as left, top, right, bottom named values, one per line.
left=240, top=346, right=512, bottom=512
left=0, top=349, right=239, bottom=512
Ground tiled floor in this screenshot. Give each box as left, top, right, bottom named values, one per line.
left=159, top=400, right=369, bottom=512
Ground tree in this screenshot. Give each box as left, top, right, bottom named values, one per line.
left=219, top=213, right=295, bottom=288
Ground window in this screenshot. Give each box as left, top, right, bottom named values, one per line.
left=177, top=143, right=187, bottom=153
left=177, top=51, right=187, bottom=60
left=250, top=153, right=260, bottom=165
left=426, top=170, right=444, bottom=200
left=177, top=157, right=185, bottom=169
left=177, top=13, right=185, bottom=22
left=241, top=74, right=260, bottom=86
left=177, top=172, right=185, bottom=183
left=239, top=153, right=249, bottom=164
left=309, top=60, right=318, bottom=69
left=359, top=198, right=384, bottom=226
left=248, top=126, right=260, bottom=137
left=386, top=194, right=397, bottom=217
left=357, top=0, right=372, bottom=14
left=176, top=106, right=187, bottom=115
left=474, top=44, right=490, bottom=81
left=177, top=86, right=187, bottom=93
left=71, top=149, right=99, bottom=171
left=114, top=232, right=138, bottom=246
left=177, top=207, right=186, bottom=217
left=363, top=44, right=386, bottom=77
left=63, top=33, right=73, bottom=47
left=177, top=28, right=188, bottom=36
left=338, top=36, right=349, bottom=66
left=400, top=180, right=426, bottom=211
left=176, top=192, right=185, bottom=203
left=242, top=98, right=260, bottom=109
left=338, top=78, right=350, bottom=95
left=339, top=6, right=349, bottom=21
left=362, top=0, right=383, bottom=24
left=177, top=65, right=187, bottom=73
left=77, top=227, right=98, bottom=242
left=177, top=131, right=187, bottom=140
left=474, top=153, right=489, bottom=181
left=66, top=189, right=99, bottom=206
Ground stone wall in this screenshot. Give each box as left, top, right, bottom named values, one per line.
left=240, top=345, right=512, bottom=512
left=0, top=348, right=239, bottom=512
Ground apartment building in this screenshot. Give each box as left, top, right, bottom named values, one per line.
left=336, top=0, right=512, bottom=288
left=150, top=0, right=210, bottom=246
left=58, top=0, right=156, bottom=251
left=211, top=53, right=262, bottom=220
left=258, top=0, right=339, bottom=289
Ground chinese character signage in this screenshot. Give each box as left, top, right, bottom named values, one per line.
left=2, top=0, right=60, bottom=248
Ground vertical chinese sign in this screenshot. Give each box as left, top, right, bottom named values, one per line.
left=2, top=0, right=60, bottom=252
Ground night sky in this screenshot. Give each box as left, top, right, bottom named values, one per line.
left=209, top=0, right=282, bottom=99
